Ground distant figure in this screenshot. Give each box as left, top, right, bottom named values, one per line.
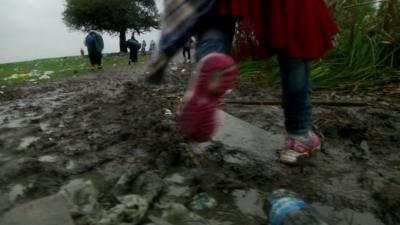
left=84, top=31, right=104, bottom=69
left=183, top=37, right=195, bottom=63
left=80, top=48, right=85, bottom=57
left=141, top=40, right=147, bottom=55
left=126, top=33, right=141, bottom=64
left=149, top=40, right=156, bottom=55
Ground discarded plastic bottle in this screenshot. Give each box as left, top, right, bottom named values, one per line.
left=264, top=189, right=331, bottom=225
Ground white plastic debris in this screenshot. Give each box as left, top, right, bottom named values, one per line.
left=99, top=195, right=149, bottom=225
left=6, top=73, right=31, bottom=80
left=31, top=70, right=41, bottom=77
left=43, top=71, right=54, bottom=76
left=164, top=109, right=173, bottom=116
left=39, top=75, right=51, bottom=80
left=38, top=155, right=58, bottom=163
left=59, top=179, right=101, bottom=216
left=8, top=184, right=26, bottom=203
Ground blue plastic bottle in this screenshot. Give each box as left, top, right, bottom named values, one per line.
left=265, top=189, right=330, bottom=225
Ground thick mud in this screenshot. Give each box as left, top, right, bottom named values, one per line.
left=0, top=62, right=399, bottom=225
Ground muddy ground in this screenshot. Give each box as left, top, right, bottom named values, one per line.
left=0, top=61, right=399, bottom=225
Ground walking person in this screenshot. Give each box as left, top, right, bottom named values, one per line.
left=141, top=40, right=147, bottom=55
left=84, top=31, right=104, bottom=69
left=127, top=33, right=141, bottom=65
left=146, top=0, right=339, bottom=165
left=149, top=40, right=156, bottom=55
left=182, top=37, right=195, bottom=63
left=80, top=48, right=85, bottom=57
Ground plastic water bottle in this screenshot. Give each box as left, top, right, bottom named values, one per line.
left=265, top=189, right=330, bottom=225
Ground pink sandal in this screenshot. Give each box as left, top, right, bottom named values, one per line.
left=279, top=132, right=321, bottom=165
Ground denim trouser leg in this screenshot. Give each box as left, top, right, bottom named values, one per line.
left=195, top=17, right=236, bottom=61
left=278, top=56, right=312, bottom=136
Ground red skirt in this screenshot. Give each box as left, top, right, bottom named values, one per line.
left=216, top=0, right=340, bottom=60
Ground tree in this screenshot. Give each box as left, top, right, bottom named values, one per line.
left=63, top=0, right=159, bottom=52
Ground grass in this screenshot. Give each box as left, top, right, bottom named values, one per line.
left=0, top=54, right=146, bottom=86
left=238, top=57, right=399, bottom=90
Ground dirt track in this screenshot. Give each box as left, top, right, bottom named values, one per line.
left=0, top=62, right=399, bottom=225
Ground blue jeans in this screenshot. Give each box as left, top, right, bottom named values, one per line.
left=195, top=19, right=311, bottom=136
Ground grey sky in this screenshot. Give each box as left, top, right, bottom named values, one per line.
left=0, top=0, right=163, bottom=64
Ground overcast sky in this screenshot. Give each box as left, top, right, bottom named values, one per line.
left=0, top=0, right=163, bottom=64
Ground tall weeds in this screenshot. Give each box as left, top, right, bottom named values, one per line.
left=314, top=0, right=400, bottom=88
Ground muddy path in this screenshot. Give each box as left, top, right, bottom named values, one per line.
left=0, top=62, right=399, bottom=225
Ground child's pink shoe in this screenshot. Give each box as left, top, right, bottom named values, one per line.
left=177, top=53, right=238, bottom=142
left=279, top=132, right=321, bottom=165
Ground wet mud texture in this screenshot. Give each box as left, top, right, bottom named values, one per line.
left=0, top=64, right=400, bottom=225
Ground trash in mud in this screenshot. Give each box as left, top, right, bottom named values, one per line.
left=164, top=108, right=173, bottom=116
left=266, top=189, right=330, bottom=225
left=43, top=71, right=55, bottom=76
left=8, top=184, right=26, bottom=203
left=17, top=136, right=40, bottom=150
left=39, top=75, right=51, bottom=80
left=38, top=155, right=58, bottom=163
left=191, top=193, right=218, bottom=210
left=59, top=179, right=102, bottom=216
left=2, top=70, right=54, bottom=81
left=4, top=73, right=31, bottom=80
left=31, top=70, right=41, bottom=77
left=98, top=195, right=149, bottom=225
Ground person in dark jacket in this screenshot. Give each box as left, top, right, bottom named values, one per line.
left=183, top=37, right=195, bottom=63
left=84, top=31, right=104, bottom=69
left=127, top=33, right=141, bottom=65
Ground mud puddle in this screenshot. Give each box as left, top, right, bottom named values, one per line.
left=0, top=64, right=399, bottom=225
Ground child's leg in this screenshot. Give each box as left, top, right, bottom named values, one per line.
left=183, top=48, right=187, bottom=59
left=187, top=48, right=191, bottom=61
left=195, top=17, right=236, bottom=61
left=278, top=55, right=321, bottom=165
left=278, top=56, right=312, bottom=136
left=177, top=16, right=238, bottom=141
